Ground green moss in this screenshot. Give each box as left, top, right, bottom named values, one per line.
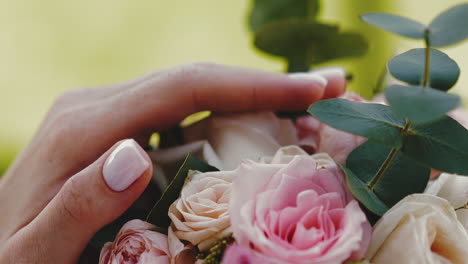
left=197, top=235, right=235, bottom=264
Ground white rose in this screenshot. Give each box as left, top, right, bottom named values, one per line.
left=425, top=173, right=468, bottom=230
left=168, top=170, right=234, bottom=259
left=365, top=194, right=468, bottom=264
left=184, top=112, right=298, bottom=170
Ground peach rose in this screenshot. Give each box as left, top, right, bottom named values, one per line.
left=99, top=219, right=170, bottom=264
left=168, top=170, right=234, bottom=259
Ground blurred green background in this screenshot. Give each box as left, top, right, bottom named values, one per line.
left=1, top=0, right=468, bottom=176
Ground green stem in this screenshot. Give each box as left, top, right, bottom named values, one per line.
left=369, top=148, right=399, bottom=191
left=369, top=121, right=412, bottom=190
left=422, top=31, right=431, bottom=87
left=455, top=203, right=468, bottom=211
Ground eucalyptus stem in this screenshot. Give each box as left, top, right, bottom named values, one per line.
left=422, top=30, right=431, bottom=87
left=369, top=121, right=412, bottom=190
left=455, top=203, right=468, bottom=211
left=368, top=148, right=398, bottom=191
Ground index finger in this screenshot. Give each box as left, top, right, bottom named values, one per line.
left=107, top=63, right=345, bottom=133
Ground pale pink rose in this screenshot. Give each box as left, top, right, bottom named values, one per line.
left=229, top=147, right=372, bottom=264
left=296, top=92, right=367, bottom=164
left=168, top=171, right=234, bottom=260
left=448, top=108, right=468, bottom=129
left=99, top=219, right=171, bottom=264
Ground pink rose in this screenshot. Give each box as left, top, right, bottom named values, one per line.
left=222, top=244, right=275, bottom=264
left=449, top=108, right=468, bottom=129
left=296, top=92, right=368, bottom=164
left=99, top=219, right=171, bottom=264
left=229, top=146, right=371, bottom=263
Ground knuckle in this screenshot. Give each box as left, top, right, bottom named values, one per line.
left=59, top=177, right=90, bottom=222
left=46, top=109, right=76, bottom=141
left=170, top=61, right=215, bottom=82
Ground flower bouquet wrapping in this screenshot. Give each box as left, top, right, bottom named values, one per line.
left=92, top=3, right=468, bottom=264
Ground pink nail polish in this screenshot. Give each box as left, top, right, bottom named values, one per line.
left=103, top=139, right=149, bottom=192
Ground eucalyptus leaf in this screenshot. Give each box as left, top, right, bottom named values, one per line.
left=254, top=20, right=338, bottom=58
left=306, top=32, right=368, bottom=65
left=385, top=85, right=460, bottom=123
left=347, top=141, right=430, bottom=208
left=249, top=0, right=315, bottom=32
left=388, top=48, right=460, bottom=91
left=308, top=99, right=405, bottom=148
left=361, top=13, right=426, bottom=39
left=428, top=3, right=468, bottom=47
left=146, top=153, right=218, bottom=228
left=403, top=115, right=468, bottom=175
left=254, top=19, right=367, bottom=69
left=342, top=165, right=390, bottom=216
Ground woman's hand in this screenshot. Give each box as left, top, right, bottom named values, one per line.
left=0, top=62, right=343, bottom=263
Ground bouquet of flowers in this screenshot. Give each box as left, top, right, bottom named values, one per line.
left=93, top=3, right=468, bottom=264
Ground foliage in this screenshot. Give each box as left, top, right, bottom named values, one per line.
left=146, top=153, right=218, bottom=228
left=248, top=0, right=368, bottom=72
left=309, top=3, right=468, bottom=216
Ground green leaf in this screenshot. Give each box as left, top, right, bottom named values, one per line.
left=347, top=141, right=430, bottom=208
left=342, top=165, right=390, bottom=216
left=428, top=3, right=468, bottom=47
left=254, top=20, right=367, bottom=71
left=146, top=153, right=218, bottom=228
left=254, top=20, right=339, bottom=58
left=385, top=85, right=460, bottom=123
left=403, top=115, right=468, bottom=175
left=388, top=48, right=460, bottom=91
left=361, top=13, right=426, bottom=39
left=306, top=32, right=368, bottom=65
left=249, top=0, right=316, bottom=32
left=308, top=99, right=405, bottom=148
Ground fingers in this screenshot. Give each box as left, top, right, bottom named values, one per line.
left=104, top=63, right=335, bottom=135
left=14, top=139, right=152, bottom=263
left=309, top=67, right=347, bottom=99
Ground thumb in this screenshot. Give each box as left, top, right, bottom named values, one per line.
left=16, top=139, right=152, bottom=263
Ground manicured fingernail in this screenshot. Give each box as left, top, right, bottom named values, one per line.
left=309, top=67, right=347, bottom=98
left=309, top=66, right=346, bottom=78
left=103, top=139, right=149, bottom=192
left=288, top=72, right=328, bottom=86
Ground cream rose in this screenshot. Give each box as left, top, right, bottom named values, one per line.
left=426, top=173, right=468, bottom=230
left=149, top=112, right=298, bottom=191
left=366, top=194, right=468, bottom=264
left=168, top=170, right=234, bottom=259
left=184, top=111, right=299, bottom=170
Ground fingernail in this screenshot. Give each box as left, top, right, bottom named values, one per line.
left=288, top=73, right=328, bottom=87
left=103, top=139, right=150, bottom=192
left=309, top=66, right=346, bottom=78
left=308, top=67, right=347, bottom=98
